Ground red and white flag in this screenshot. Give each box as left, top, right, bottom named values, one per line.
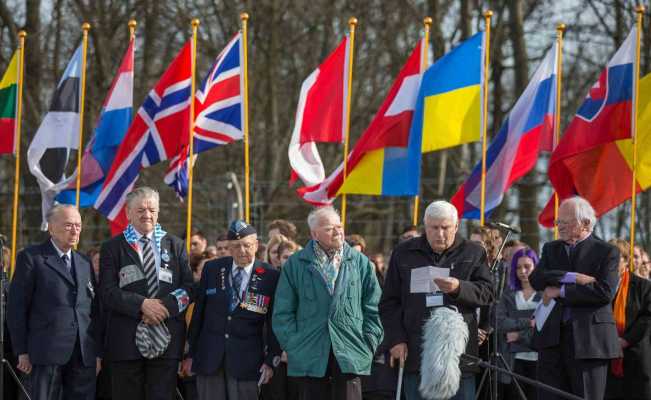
left=288, top=36, right=350, bottom=187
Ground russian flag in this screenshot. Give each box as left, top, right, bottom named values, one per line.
left=451, top=42, right=558, bottom=219
left=57, top=39, right=134, bottom=207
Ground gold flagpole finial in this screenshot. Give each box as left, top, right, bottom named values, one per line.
left=636, top=5, right=645, bottom=14
left=423, top=17, right=433, bottom=27
left=18, top=30, right=26, bottom=39
left=484, top=10, right=493, bottom=18
left=348, top=17, right=358, bottom=27
left=82, top=22, right=91, bottom=31
left=128, top=19, right=137, bottom=29
left=556, top=23, right=566, bottom=32
left=240, top=12, right=249, bottom=22
left=191, top=18, right=200, bottom=28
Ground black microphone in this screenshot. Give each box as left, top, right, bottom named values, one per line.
left=486, top=221, right=521, bottom=234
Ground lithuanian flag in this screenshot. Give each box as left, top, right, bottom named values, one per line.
left=0, top=50, right=19, bottom=154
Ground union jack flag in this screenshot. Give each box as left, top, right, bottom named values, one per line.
left=165, top=33, right=244, bottom=198
left=95, top=42, right=192, bottom=232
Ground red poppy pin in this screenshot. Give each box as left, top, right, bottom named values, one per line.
left=255, top=267, right=265, bottom=275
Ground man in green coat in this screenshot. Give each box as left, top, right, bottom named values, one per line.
left=272, top=206, right=383, bottom=400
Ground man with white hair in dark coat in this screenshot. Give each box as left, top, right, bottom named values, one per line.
left=379, top=200, right=494, bottom=400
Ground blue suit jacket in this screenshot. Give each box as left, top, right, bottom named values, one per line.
left=7, top=239, right=98, bottom=366
left=188, top=257, right=281, bottom=380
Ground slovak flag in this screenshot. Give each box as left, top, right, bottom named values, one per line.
left=298, top=39, right=424, bottom=204
left=451, top=42, right=558, bottom=219
left=95, top=42, right=192, bottom=232
left=288, top=36, right=350, bottom=188
left=57, top=39, right=135, bottom=208
left=164, top=33, right=244, bottom=198
left=539, top=27, right=636, bottom=226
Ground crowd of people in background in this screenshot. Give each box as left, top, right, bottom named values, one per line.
left=1, top=188, right=651, bottom=400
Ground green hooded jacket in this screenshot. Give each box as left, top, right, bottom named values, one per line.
left=272, top=241, right=383, bottom=377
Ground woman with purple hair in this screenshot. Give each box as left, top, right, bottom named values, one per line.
left=495, top=247, right=542, bottom=400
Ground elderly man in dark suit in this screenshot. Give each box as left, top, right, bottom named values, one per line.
left=186, top=220, right=280, bottom=400
left=379, top=200, right=494, bottom=400
left=8, top=204, right=98, bottom=400
left=530, top=196, right=621, bottom=400
left=99, top=187, right=194, bottom=400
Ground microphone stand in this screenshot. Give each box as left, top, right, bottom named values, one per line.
left=462, top=354, right=583, bottom=400
left=0, top=238, right=32, bottom=400
left=474, top=229, right=528, bottom=400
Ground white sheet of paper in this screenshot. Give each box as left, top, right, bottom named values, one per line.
left=410, top=266, right=450, bottom=293
left=534, top=299, right=556, bottom=331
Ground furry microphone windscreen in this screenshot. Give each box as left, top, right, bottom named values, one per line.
left=419, top=306, right=469, bottom=400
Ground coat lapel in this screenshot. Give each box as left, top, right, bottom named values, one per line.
left=42, top=240, right=75, bottom=286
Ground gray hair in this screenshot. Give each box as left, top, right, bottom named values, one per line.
left=423, top=200, right=458, bottom=225
left=126, top=186, right=160, bottom=210
left=46, top=203, right=79, bottom=223
left=561, top=196, right=596, bottom=231
left=307, top=206, right=340, bottom=230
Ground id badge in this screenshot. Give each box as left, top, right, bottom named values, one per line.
left=426, top=293, right=444, bottom=307
left=158, top=268, right=173, bottom=284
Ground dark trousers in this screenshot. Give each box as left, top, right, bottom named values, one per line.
left=111, top=358, right=178, bottom=400
left=296, top=352, right=362, bottom=400
left=25, top=340, right=96, bottom=400
left=511, top=359, right=537, bottom=400
left=537, top=324, right=608, bottom=400
left=262, top=362, right=300, bottom=400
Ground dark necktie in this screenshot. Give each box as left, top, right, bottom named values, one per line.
left=230, top=267, right=244, bottom=311
left=140, top=237, right=158, bottom=297
left=61, top=254, right=70, bottom=273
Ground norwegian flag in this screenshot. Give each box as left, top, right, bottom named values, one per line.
left=95, top=42, right=192, bottom=233
left=165, top=33, right=244, bottom=198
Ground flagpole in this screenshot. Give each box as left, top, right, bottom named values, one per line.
left=241, top=12, right=251, bottom=223
left=552, top=23, right=565, bottom=240
left=75, top=22, right=91, bottom=209
left=629, top=5, right=644, bottom=271
left=479, top=10, right=492, bottom=227
left=9, top=30, right=26, bottom=278
left=411, top=17, right=432, bottom=226
left=186, top=18, right=200, bottom=254
left=129, top=19, right=137, bottom=41
left=341, top=17, right=357, bottom=229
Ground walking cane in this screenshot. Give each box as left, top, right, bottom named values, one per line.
left=395, top=357, right=404, bottom=400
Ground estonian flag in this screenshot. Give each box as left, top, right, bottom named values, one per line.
left=27, top=45, right=82, bottom=229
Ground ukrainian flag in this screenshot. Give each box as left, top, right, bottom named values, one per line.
left=414, top=31, right=484, bottom=153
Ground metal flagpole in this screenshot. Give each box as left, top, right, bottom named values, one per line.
left=241, top=12, right=251, bottom=223
left=629, top=6, right=644, bottom=271
left=411, top=17, right=432, bottom=226
left=9, top=31, right=26, bottom=279
left=186, top=18, right=200, bottom=254
left=341, top=17, right=357, bottom=229
left=75, top=23, right=91, bottom=209
left=552, top=23, right=565, bottom=240
left=479, top=10, right=492, bottom=227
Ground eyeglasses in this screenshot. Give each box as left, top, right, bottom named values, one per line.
left=62, top=223, right=82, bottom=231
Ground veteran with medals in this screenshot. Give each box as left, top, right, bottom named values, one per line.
left=99, top=187, right=194, bottom=400
left=186, top=220, right=281, bottom=400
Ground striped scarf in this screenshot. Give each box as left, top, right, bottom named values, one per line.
left=124, top=223, right=171, bottom=359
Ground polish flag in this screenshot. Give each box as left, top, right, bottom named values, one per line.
left=288, top=37, right=350, bottom=187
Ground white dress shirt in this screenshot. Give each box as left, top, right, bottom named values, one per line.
left=230, top=261, right=254, bottom=296
left=133, top=230, right=161, bottom=275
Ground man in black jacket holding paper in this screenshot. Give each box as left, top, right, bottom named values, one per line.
left=379, top=200, right=494, bottom=400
